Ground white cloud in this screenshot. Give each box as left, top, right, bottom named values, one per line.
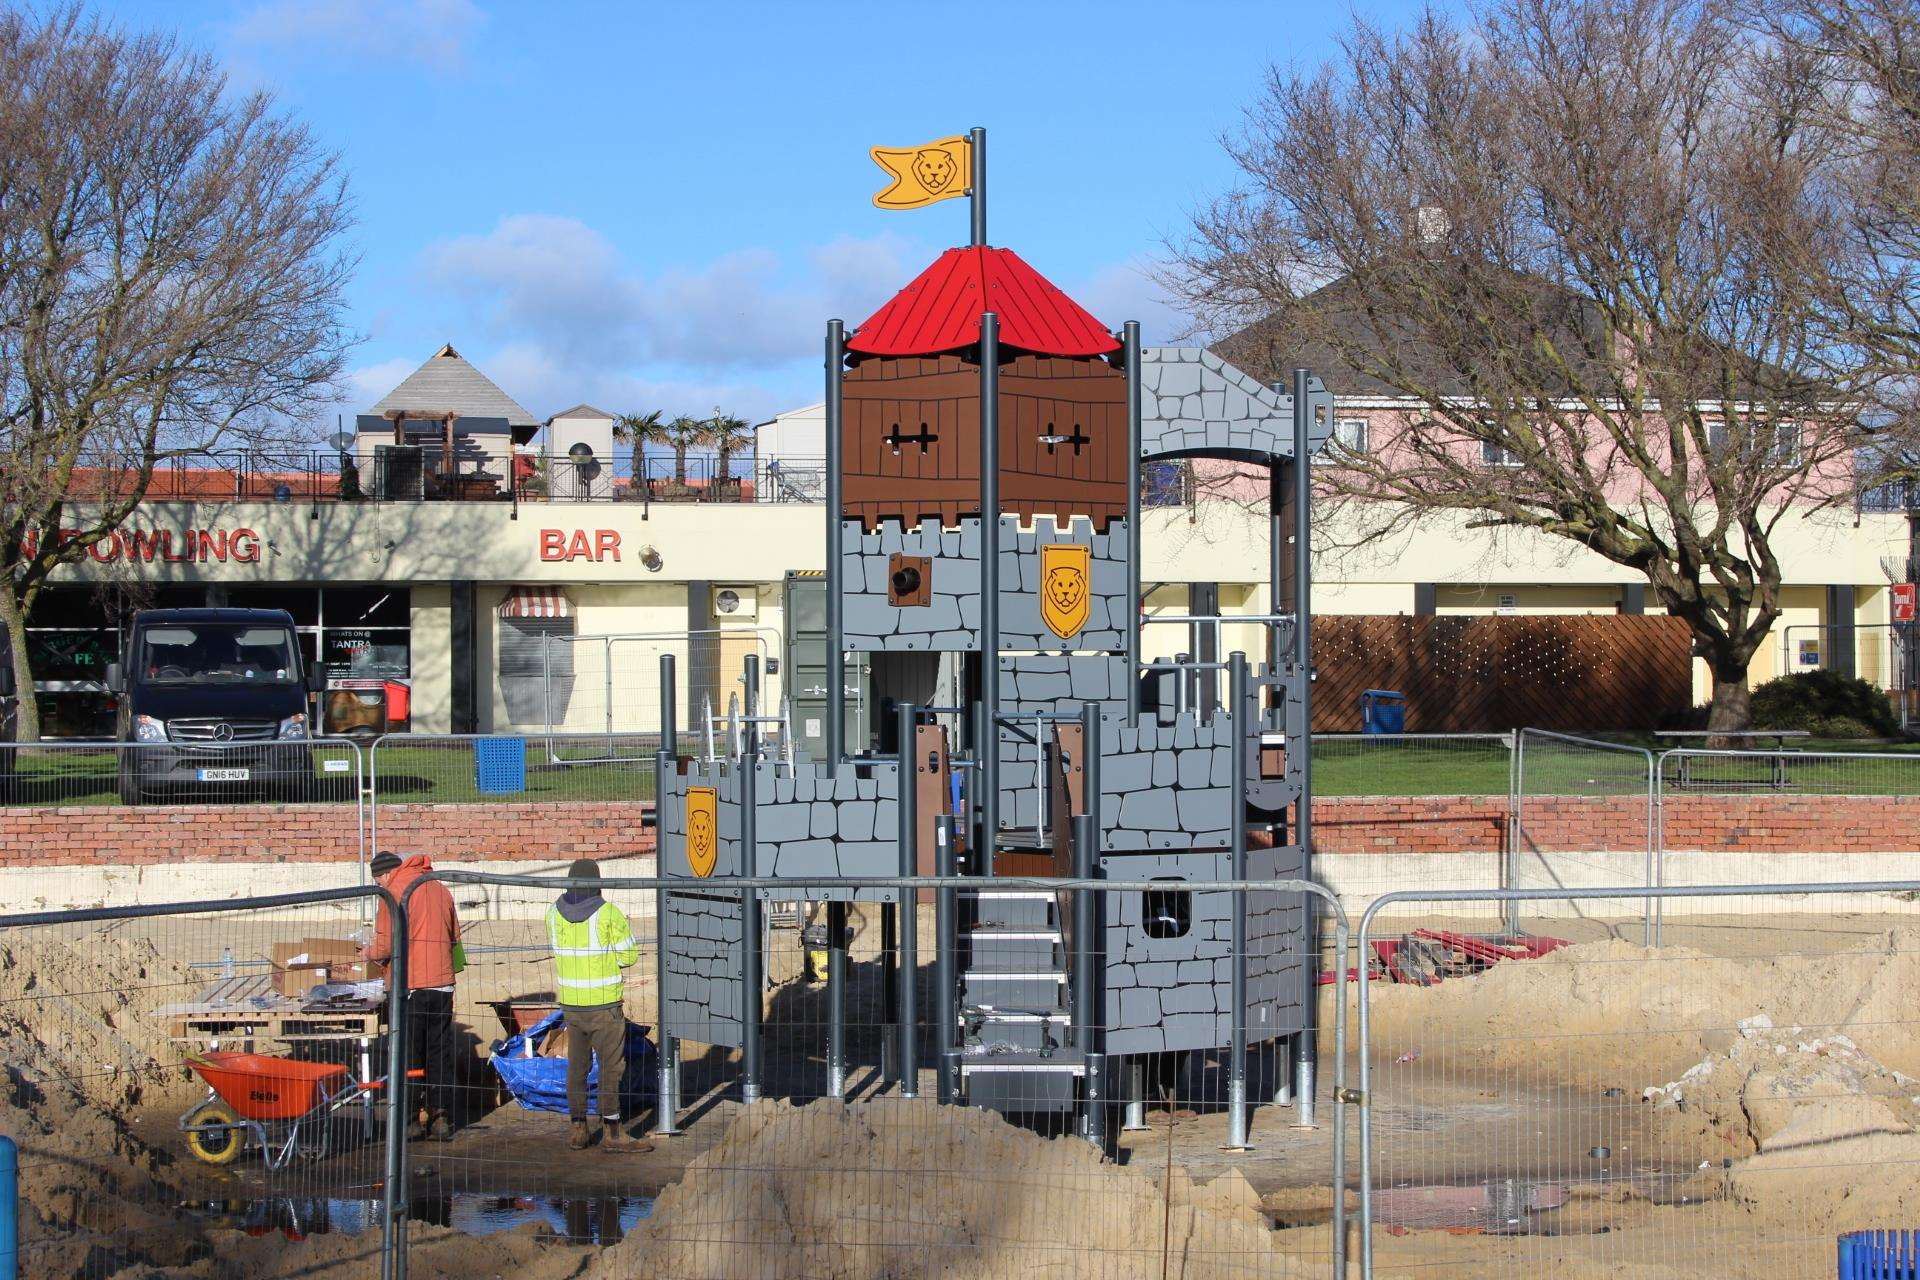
left=1069, top=257, right=1198, bottom=348
left=229, top=0, right=482, bottom=72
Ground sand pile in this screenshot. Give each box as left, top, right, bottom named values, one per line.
left=0, top=932, right=205, bottom=1275
left=589, top=1098, right=1312, bottom=1280
left=1366, top=927, right=1920, bottom=1082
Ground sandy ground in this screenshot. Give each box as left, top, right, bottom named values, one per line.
left=8, top=904, right=1920, bottom=1277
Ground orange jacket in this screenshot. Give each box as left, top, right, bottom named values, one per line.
left=367, top=856, right=460, bottom=990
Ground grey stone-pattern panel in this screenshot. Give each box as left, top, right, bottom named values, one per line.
left=1096, top=713, right=1237, bottom=851
left=1139, top=347, right=1333, bottom=463
left=1099, top=844, right=1307, bottom=1056
left=839, top=517, right=981, bottom=652
left=658, top=761, right=744, bottom=880
left=995, top=655, right=1129, bottom=828
left=751, top=758, right=901, bottom=903
left=663, top=889, right=744, bottom=1048
left=996, top=516, right=1130, bottom=652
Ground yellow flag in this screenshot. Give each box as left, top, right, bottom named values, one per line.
left=870, top=135, right=972, bottom=210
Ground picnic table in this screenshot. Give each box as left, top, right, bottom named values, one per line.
left=1654, top=729, right=1812, bottom=790
left=161, top=972, right=389, bottom=1136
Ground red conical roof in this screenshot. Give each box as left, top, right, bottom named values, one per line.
left=847, top=246, right=1120, bottom=358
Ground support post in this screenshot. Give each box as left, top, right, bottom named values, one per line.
left=1123, top=321, right=1142, bottom=718
left=880, top=902, right=898, bottom=1084
left=897, top=701, right=920, bottom=1098
left=1076, top=701, right=1104, bottom=1147
left=0, top=1136, right=13, bottom=1280
left=978, top=313, right=1001, bottom=873
left=654, top=653, right=681, bottom=1136
left=380, top=894, right=410, bottom=1280
left=968, top=125, right=986, bottom=247
left=1122, top=1057, right=1148, bottom=1131
left=825, top=319, right=846, bottom=771
left=740, top=655, right=763, bottom=1105
left=826, top=900, right=848, bottom=1099
left=1290, top=369, right=1317, bottom=1127
left=1225, top=651, right=1251, bottom=1151
left=935, top=814, right=958, bottom=1103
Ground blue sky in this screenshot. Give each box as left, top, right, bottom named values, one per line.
left=96, top=0, right=1428, bottom=427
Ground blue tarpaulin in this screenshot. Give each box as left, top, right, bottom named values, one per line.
left=489, top=1010, right=656, bottom=1115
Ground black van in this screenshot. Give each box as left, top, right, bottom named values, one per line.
left=108, top=608, right=322, bottom=803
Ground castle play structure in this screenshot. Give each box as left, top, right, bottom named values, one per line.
left=650, top=131, right=1330, bottom=1145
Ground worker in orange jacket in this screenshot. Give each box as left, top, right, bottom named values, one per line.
left=364, top=851, right=462, bottom=1140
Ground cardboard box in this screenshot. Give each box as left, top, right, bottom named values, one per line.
left=271, top=938, right=379, bottom=998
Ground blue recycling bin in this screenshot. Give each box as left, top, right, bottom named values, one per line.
left=473, top=737, right=527, bottom=794
left=1839, top=1230, right=1920, bottom=1277
left=1361, top=689, right=1406, bottom=735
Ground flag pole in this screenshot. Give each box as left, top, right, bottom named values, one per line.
left=969, top=126, right=986, bottom=246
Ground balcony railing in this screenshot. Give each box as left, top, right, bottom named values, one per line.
left=85, top=451, right=830, bottom=507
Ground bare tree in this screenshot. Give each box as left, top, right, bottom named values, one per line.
left=0, top=8, right=354, bottom=739
left=1176, top=0, right=1871, bottom=729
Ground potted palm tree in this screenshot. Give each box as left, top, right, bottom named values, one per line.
left=702, top=410, right=754, bottom=502
left=613, top=409, right=669, bottom=498
left=652, top=415, right=707, bottom=500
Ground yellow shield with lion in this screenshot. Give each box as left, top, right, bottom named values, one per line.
left=685, top=786, right=718, bottom=878
left=1039, top=544, right=1092, bottom=641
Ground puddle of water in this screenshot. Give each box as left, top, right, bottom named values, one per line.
left=183, top=1193, right=654, bottom=1245
left=1373, top=1177, right=1571, bottom=1233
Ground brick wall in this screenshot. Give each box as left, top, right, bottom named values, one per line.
left=0, top=793, right=1914, bottom=868
left=0, top=801, right=655, bottom=867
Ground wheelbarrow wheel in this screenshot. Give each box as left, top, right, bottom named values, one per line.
left=184, top=1099, right=245, bottom=1165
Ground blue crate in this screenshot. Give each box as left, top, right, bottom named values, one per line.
left=1841, top=1231, right=1920, bottom=1278
left=1361, top=689, right=1406, bottom=735
left=473, top=737, right=527, bottom=794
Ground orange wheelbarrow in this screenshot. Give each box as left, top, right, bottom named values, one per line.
left=179, top=1051, right=421, bottom=1170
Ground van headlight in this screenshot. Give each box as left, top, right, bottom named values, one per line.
left=277, top=713, right=309, bottom=740
left=134, top=715, right=167, bottom=742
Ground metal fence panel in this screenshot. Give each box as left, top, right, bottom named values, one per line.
left=1510, top=730, right=1655, bottom=940
left=0, top=886, right=406, bottom=1279
left=1356, top=882, right=1920, bottom=1279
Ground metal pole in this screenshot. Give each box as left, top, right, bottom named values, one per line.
left=827, top=899, right=848, bottom=1098
left=934, top=814, right=958, bottom=1103
left=0, top=1136, right=17, bottom=1280
left=1225, top=652, right=1251, bottom=1151
left=1507, top=732, right=1526, bottom=936
left=1124, top=321, right=1142, bottom=719
left=1290, top=369, right=1316, bottom=1126
left=1330, top=920, right=1350, bottom=1280
left=979, top=312, right=1001, bottom=874
left=897, top=701, right=920, bottom=1099
left=1122, top=1057, right=1148, bottom=1131
left=1076, top=701, right=1105, bottom=1148
left=654, top=654, right=681, bottom=1136
left=380, top=893, right=410, bottom=1280
left=880, top=900, right=898, bottom=1084
left=968, top=125, right=986, bottom=247
left=825, top=319, right=846, bottom=771
left=740, top=655, right=763, bottom=1104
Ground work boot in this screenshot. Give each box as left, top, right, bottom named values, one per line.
left=598, top=1121, right=653, bottom=1153
left=568, top=1118, right=593, bottom=1150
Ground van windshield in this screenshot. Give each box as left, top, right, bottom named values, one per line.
left=136, top=624, right=300, bottom=684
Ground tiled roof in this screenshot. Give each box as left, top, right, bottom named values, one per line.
left=368, top=344, right=540, bottom=428
left=848, top=246, right=1120, bottom=359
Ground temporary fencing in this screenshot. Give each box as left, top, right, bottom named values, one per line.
left=366, top=732, right=655, bottom=856
left=0, top=736, right=364, bottom=809
left=395, top=868, right=1352, bottom=1280
left=1509, top=730, right=1657, bottom=940
left=1354, top=881, right=1920, bottom=1279
left=0, top=884, right=408, bottom=1280
left=529, top=627, right=779, bottom=739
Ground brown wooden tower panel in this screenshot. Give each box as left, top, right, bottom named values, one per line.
left=841, top=352, right=1127, bottom=531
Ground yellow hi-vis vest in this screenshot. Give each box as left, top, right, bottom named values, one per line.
left=546, top=900, right=637, bottom=1007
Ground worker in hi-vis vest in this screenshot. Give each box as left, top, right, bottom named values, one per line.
left=546, top=858, right=652, bottom=1152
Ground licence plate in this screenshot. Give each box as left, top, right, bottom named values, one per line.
left=196, top=768, right=250, bottom=782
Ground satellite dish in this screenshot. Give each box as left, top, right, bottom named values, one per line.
left=568, top=441, right=595, bottom=461
left=328, top=432, right=354, bottom=451
left=273, top=483, right=293, bottom=503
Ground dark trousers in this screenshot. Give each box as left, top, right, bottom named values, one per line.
left=563, top=1002, right=626, bottom=1121
left=405, top=988, right=456, bottom=1121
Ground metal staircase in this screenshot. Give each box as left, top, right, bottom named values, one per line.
left=956, top=887, right=1084, bottom=1114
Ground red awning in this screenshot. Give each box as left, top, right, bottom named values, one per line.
left=498, top=586, right=572, bottom=619
left=847, top=246, right=1121, bottom=359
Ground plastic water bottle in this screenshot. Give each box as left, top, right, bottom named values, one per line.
left=220, top=945, right=234, bottom=979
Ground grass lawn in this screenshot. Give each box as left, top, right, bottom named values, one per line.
left=4, top=732, right=1916, bottom=808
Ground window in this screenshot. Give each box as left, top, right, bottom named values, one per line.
left=1142, top=879, right=1192, bottom=940
left=1707, top=419, right=1800, bottom=465
left=1481, top=440, right=1525, bottom=468
left=1313, top=418, right=1369, bottom=464
left=1141, top=460, right=1191, bottom=508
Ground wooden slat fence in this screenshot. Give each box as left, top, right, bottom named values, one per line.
left=1310, top=615, right=1692, bottom=732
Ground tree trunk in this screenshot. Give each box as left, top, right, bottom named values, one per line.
left=1704, top=650, right=1755, bottom=739
left=674, top=444, right=687, bottom=486
left=0, top=589, right=39, bottom=743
